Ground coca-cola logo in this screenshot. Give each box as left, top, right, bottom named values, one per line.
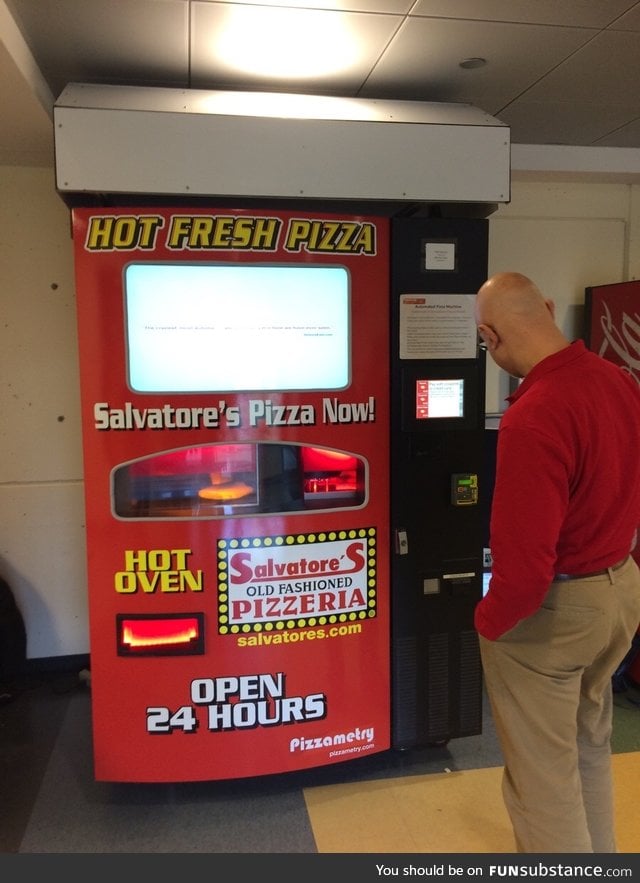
left=597, top=299, right=640, bottom=386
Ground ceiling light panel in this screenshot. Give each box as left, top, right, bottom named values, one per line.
left=191, top=1, right=402, bottom=91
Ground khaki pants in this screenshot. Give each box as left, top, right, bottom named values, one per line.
left=480, top=556, right=640, bottom=853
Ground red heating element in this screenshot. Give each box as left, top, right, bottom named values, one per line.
left=116, top=613, right=205, bottom=656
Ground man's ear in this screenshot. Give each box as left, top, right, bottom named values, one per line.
left=478, top=323, right=498, bottom=351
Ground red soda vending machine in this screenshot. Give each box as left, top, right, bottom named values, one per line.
left=71, top=206, right=391, bottom=782
left=585, top=279, right=640, bottom=570
left=584, top=280, right=640, bottom=687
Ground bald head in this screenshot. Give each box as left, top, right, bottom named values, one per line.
left=475, top=272, right=570, bottom=378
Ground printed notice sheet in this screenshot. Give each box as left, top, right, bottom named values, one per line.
left=399, top=293, right=477, bottom=359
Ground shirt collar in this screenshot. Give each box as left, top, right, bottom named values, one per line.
left=506, top=340, right=585, bottom=405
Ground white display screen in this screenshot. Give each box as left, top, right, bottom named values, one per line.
left=124, top=263, right=350, bottom=393
left=415, top=377, right=464, bottom=419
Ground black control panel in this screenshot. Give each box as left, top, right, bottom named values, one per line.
left=390, top=216, right=488, bottom=748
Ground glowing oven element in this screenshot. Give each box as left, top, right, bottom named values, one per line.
left=301, top=447, right=360, bottom=499
left=117, top=613, right=205, bottom=656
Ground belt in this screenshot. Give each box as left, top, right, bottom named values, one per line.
left=553, top=556, right=629, bottom=582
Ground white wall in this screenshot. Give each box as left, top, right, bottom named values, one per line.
left=0, top=166, right=87, bottom=659
left=2, top=165, right=640, bottom=660
left=485, top=181, right=637, bottom=412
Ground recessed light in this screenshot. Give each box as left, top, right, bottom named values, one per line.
left=213, top=8, right=360, bottom=79
left=459, top=57, right=487, bottom=70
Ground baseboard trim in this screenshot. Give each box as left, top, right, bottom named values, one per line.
left=23, top=654, right=90, bottom=675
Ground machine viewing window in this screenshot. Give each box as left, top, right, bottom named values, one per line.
left=415, top=377, right=464, bottom=419
left=124, top=262, right=351, bottom=393
left=112, top=442, right=367, bottom=520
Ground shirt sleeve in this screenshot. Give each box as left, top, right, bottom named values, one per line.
left=475, top=421, right=570, bottom=640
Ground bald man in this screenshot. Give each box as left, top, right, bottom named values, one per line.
left=476, top=272, right=640, bottom=853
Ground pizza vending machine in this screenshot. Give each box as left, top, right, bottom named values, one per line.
left=71, top=206, right=391, bottom=782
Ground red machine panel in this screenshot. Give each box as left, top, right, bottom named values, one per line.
left=71, top=207, right=391, bottom=782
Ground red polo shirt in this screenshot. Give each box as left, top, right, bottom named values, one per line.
left=476, top=340, right=640, bottom=640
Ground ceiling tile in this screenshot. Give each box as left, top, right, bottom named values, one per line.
left=409, top=0, right=637, bottom=28
left=208, top=0, right=414, bottom=11
left=514, top=31, right=640, bottom=103
left=360, top=19, right=593, bottom=111
left=6, top=0, right=190, bottom=97
left=610, top=3, right=640, bottom=29
left=595, top=116, right=640, bottom=146
left=497, top=99, right=639, bottom=145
